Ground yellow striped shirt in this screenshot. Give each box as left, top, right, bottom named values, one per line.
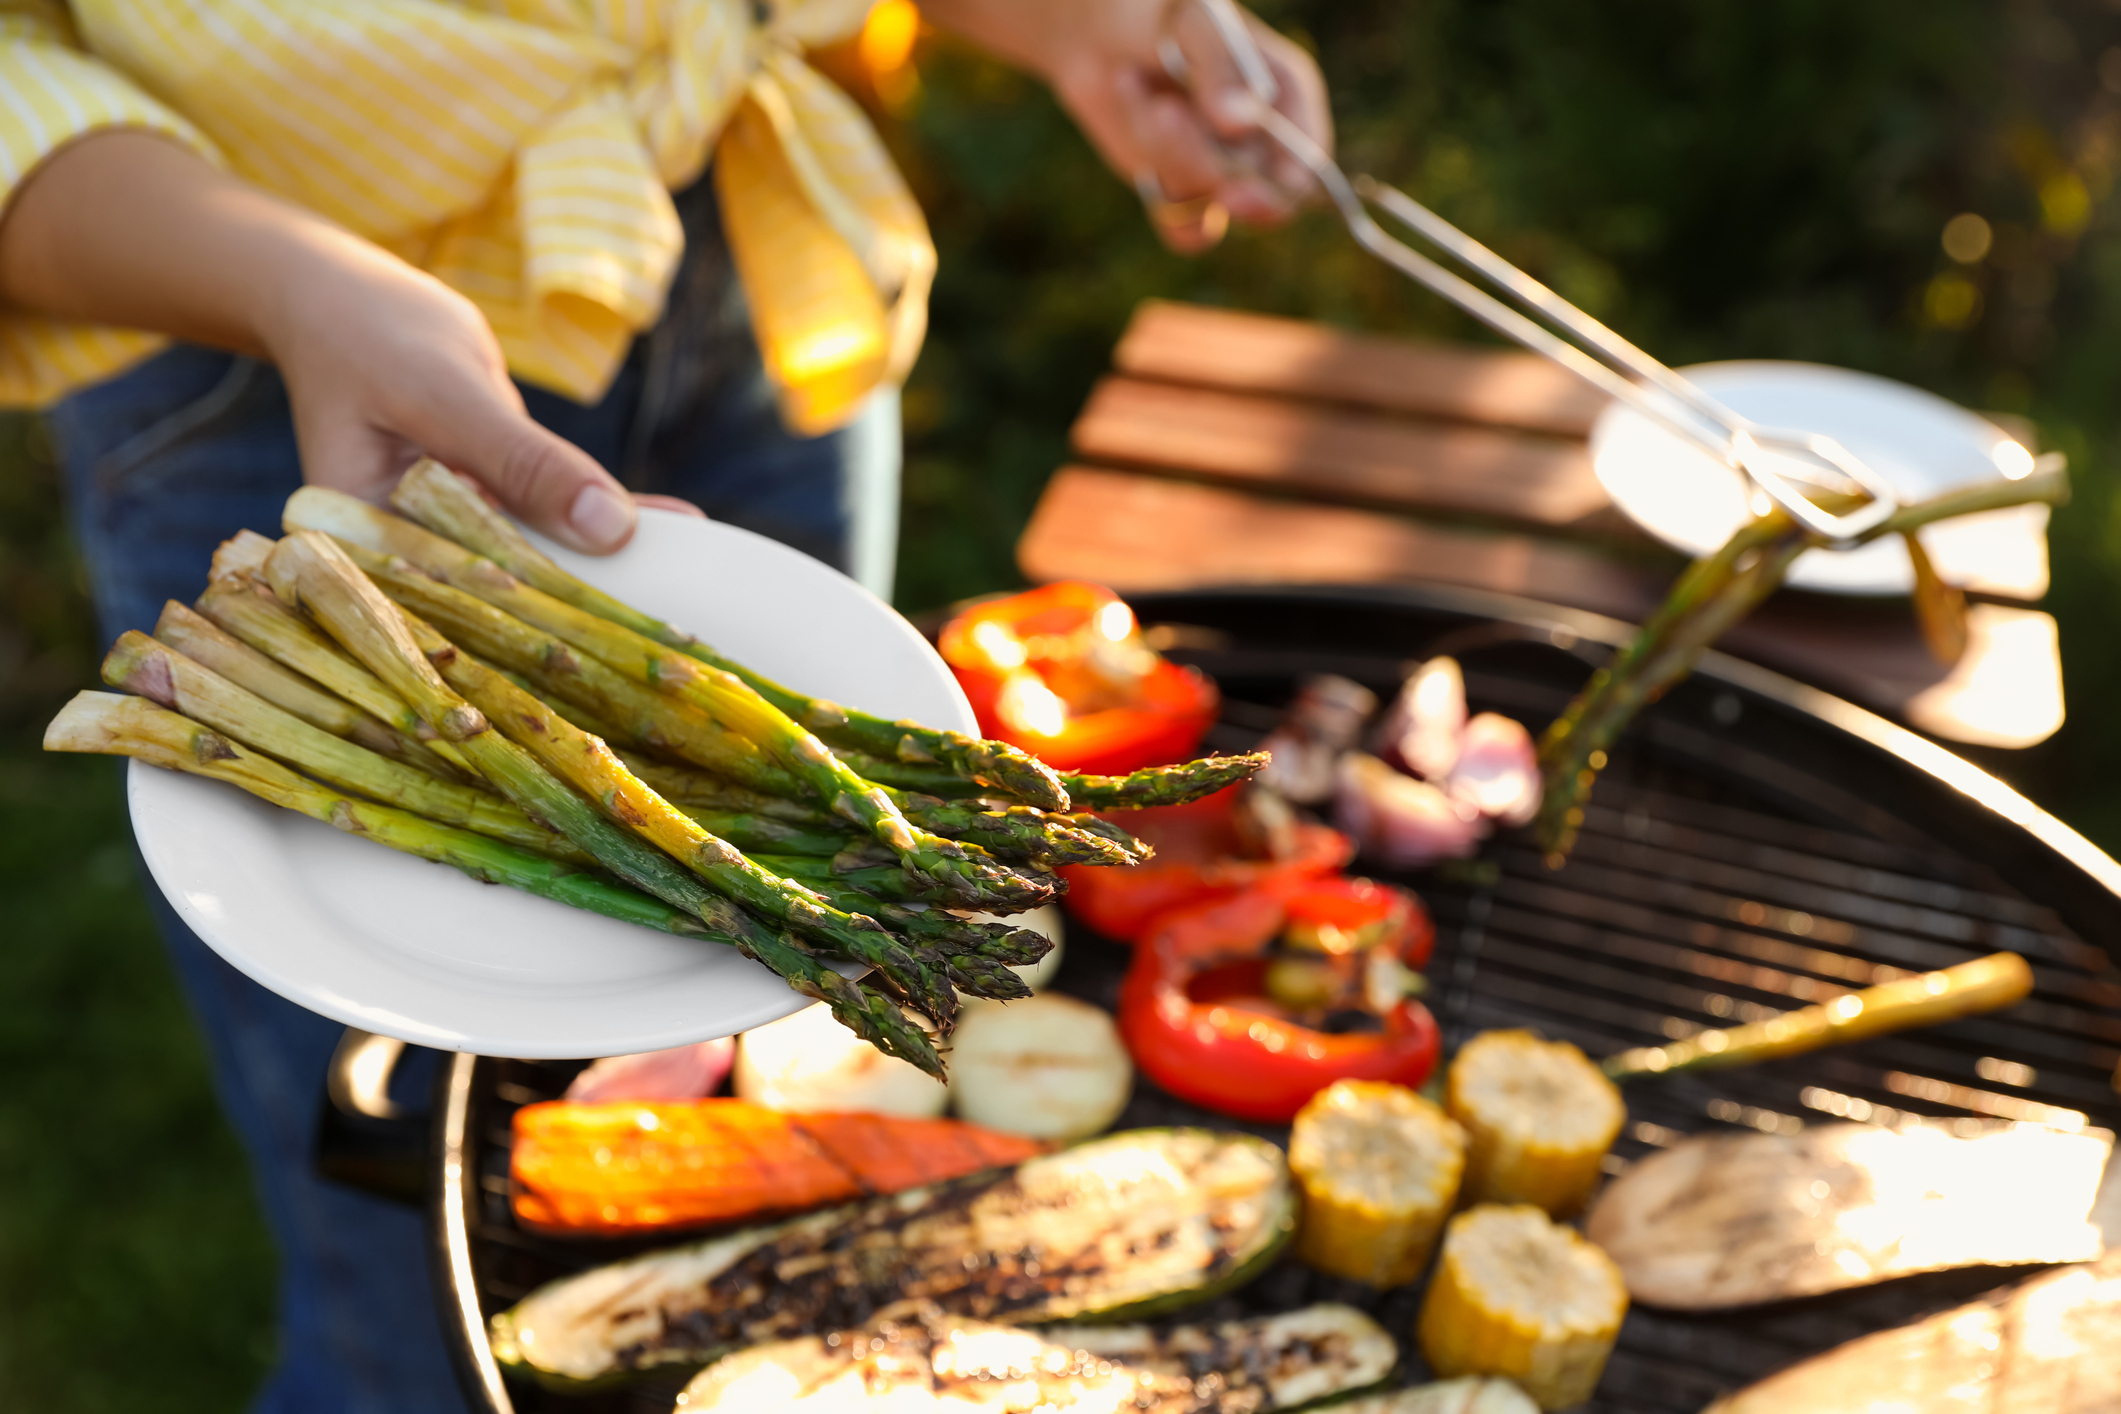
left=0, top=0, right=932, bottom=433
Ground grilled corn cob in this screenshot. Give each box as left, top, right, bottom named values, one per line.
left=1446, top=1031, right=1623, bottom=1217
left=1417, top=1205, right=1627, bottom=1411
left=1289, top=1079, right=1465, bottom=1286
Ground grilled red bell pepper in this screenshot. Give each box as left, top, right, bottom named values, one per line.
left=1117, top=877, right=1440, bottom=1122
left=938, top=581, right=1218, bottom=775
left=1061, top=785, right=1353, bottom=942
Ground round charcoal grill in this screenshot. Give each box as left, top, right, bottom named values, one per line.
left=425, top=584, right=2121, bottom=1414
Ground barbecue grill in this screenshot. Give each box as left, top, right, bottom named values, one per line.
left=418, top=582, right=2121, bottom=1414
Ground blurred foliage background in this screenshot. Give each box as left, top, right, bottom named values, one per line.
left=3, top=1, right=2120, bottom=1407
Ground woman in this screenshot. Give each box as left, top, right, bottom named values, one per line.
left=0, top=2, right=1329, bottom=1409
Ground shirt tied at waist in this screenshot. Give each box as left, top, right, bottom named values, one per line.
left=0, top=0, right=932, bottom=434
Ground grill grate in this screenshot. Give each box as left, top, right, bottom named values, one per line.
left=435, top=586, right=2121, bottom=1414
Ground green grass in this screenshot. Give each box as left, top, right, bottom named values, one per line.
left=0, top=751, right=277, bottom=1407
left=0, top=423, right=275, bottom=1410
left=5, top=3, right=2121, bottom=1407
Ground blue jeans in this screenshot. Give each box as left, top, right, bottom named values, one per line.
left=47, top=183, right=897, bottom=1411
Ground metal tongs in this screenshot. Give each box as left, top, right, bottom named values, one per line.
left=1169, top=0, right=1901, bottom=547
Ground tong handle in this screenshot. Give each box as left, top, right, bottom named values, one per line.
left=1171, top=1, right=1901, bottom=547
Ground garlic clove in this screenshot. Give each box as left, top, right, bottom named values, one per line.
left=1447, top=712, right=1542, bottom=827
left=1377, top=657, right=1468, bottom=782
left=1336, top=752, right=1486, bottom=868
left=1259, top=673, right=1380, bottom=804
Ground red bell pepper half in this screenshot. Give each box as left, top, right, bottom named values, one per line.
left=937, top=581, right=1219, bottom=776
left=1060, top=786, right=1353, bottom=942
left=1118, top=877, right=1440, bottom=1123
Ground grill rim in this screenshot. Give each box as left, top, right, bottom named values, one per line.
left=424, top=580, right=2121, bottom=1414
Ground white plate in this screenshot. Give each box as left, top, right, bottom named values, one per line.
left=129, top=511, right=976, bottom=1057
left=1590, top=361, right=2047, bottom=596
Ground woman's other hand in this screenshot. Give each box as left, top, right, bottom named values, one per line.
left=921, top=0, right=1334, bottom=254
left=0, top=130, right=685, bottom=553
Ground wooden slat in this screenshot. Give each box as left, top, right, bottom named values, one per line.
left=1019, top=467, right=2058, bottom=746
left=1116, top=299, right=1611, bottom=437
left=1050, top=299, right=2059, bottom=744
left=1071, top=377, right=1615, bottom=530
left=1021, top=465, right=1662, bottom=621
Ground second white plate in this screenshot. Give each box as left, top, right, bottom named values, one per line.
left=129, top=510, right=976, bottom=1058
left=1590, top=361, right=2047, bottom=597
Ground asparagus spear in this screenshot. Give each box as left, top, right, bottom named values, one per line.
left=883, top=794, right=1131, bottom=866
left=670, top=807, right=856, bottom=857
left=790, top=879, right=1051, bottom=972
left=753, top=852, right=999, bottom=907
left=209, top=528, right=277, bottom=581
left=1060, top=753, right=1271, bottom=810
left=388, top=458, right=1071, bottom=810
left=1604, top=953, right=2033, bottom=1081
left=396, top=614, right=968, bottom=1022
left=610, top=763, right=1047, bottom=975
left=1064, top=810, right=1157, bottom=863
left=154, top=600, right=453, bottom=777
left=45, top=692, right=704, bottom=939
left=829, top=752, right=1010, bottom=799
left=500, top=669, right=629, bottom=742
left=1535, top=462, right=2071, bottom=860
left=196, top=572, right=480, bottom=777
left=839, top=919, right=1036, bottom=1000
left=838, top=748, right=1269, bottom=812
left=518, top=687, right=883, bottom=861
left=607, top=721, right=1129, bottom=864
left=259, top=534, right=947, bottom=1070
left=323, top=530, right=1138, bottom=866
left=1535, top=513, right=1806, bottom=858
left=752, top=864, right=1045, bottom=996
left=617, top=753, right=837, bottom=823
left=101, top=631, right=583, bottom=860
left=339, top=541, right=807, bottom=797
left=285, top=492, right=1052, bottom=912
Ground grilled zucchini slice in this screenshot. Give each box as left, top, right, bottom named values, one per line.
left=492, top=1128, right=1296, bottom=1387
left=1326, top=1377, right=1540, bottom=1414
left=675, top=1300, right=1395, bottom=1414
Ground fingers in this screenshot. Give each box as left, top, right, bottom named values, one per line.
left=1116, top=68, right=1235, bottom=253
left=1166, top=1, right=1333, bottom=217
left=1067, top=1, right=1334, bottom=248
left=299, top=392, right=639, bottom=555
left=274, top=259, right=643, bottom=555
left=290, top=408, right=423, bottom=507
left=1253, top=24, right=1334, bottom=195
left=1169, top=0, right=1265, bottom=140
left=430, top=405, right=639, bottom=554
left=635, top=493, right=707, bottom=518
left=380, top=318, right=637, bottom=552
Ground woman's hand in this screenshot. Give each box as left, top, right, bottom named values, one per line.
left=253, top=230, right=664, bottom=551
left=920, top=0, right=1333, bottom=253
left=0, top=130, right=683, bottom=553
